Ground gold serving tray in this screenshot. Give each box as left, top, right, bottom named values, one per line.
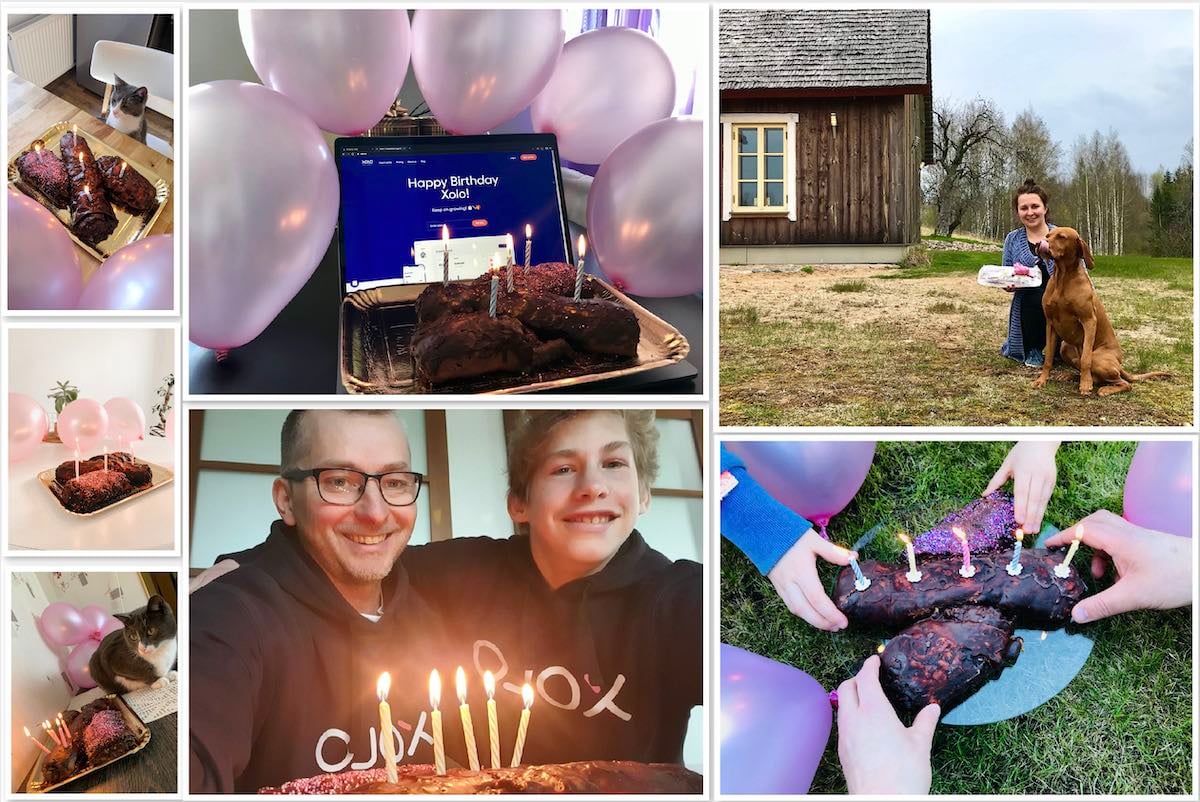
left=8, top=121, right=171, bottom=262
left=38, top=459, right=174, bottom=517
left=27, top=694, right=152, bottom=793
left=340, top=276, right=690, bottom=394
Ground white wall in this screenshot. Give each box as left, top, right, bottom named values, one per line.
left=445, top=410, right=511, bottom=538
left=7, top=326, right=174, bottom=430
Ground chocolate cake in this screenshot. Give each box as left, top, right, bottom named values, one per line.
left=912, top=492, right=1018, bottom=555
left=411, top=313, right=538, bottom=385
left=82, top=708, right=138, bottom=765
left=15, top=143, right=70, bottom=208
left=40, top=741, right=83, bottom=786
left=414, top=281, right=484, bottom=323
left=833, top=548, right=1087, bottom=630
left=507, top=292, right=640, bottom=358
left=259, top=761, right=702, bottom=795
left=878, top=605, right=1023, bottom=715
left=59, top=132, right=118, bottom=246
left=96, top=155, right=157, bottom=213
left=60, top=470, right=134, bottom=513
left=476, top=262, right=589, bottom=299
left=55, top=452, right=152, bottom=488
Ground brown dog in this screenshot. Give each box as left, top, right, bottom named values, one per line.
left=1031, top=227, right=1169, bottom=396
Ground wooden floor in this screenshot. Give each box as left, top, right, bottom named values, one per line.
left=44, top=70, right=173, bottom=145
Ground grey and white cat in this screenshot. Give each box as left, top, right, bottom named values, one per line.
left=89, top=595, right=177, bottom=694
left=103, top=74, right=149, bottom=144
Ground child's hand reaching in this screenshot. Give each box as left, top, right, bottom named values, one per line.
left=983, top=441, right=1061, bottom=534
left=767, top=528, right=853, bottom=631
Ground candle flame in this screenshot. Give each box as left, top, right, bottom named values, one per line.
left=952, top=526, right=967, bottom=544
left=1074, top=523, right=1084, bottom=541
left=429, top=670, right=442, bottom=710
left=506, top=233, right=514, bottom=249
left=441, top=224, right=449, bottom=241
left=377, top=671, right=391, bottom=701
left=525, top=223, right=532, bottom=238
left=521, top=683, right=534, bottom=709
left=1014, top=528, right=1025, bottom=542
left=577, top=235, right=587, bottom=260
left=897, top=532, right=910, bottom=545
left=1040, top=631, right=1048, bottom=641
left=34, top=143, right=41, bottom=152
left=23, top=726, right=32, bottom=737
left=876, top=643, right=885, bottom=654
left=484, top=670, right=496, bottom=699
left=455, top=666, right=468, bottom=705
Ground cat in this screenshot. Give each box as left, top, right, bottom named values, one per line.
left=102, top=74, right=149, bottom=144
left=88, top=594, right=177, bottom=695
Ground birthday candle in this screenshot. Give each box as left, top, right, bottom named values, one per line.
left=1054, top=524, right=1084, bottom=578
left=1006, top=528, right=1025, bottom=576
left=524, top=224, right=532, bottom=269
left=42, top=721, right=62, bottom=748
left=484, top=671, right=500, bottom=769
left=510, top=684, right=534, bottom=768
left=898, top=532, right=922, bottom=583
left=488, top=267, right=499, bottom=318
left=429, top=670, right=446, bottom=775
left=441, top=224, right=450, bottom=286
left=506, top=234, right=515, bottom=292
left=574, top=235, right=587, bottom=300
left=119, top=160, right=127, bottom=178
left=376, top=673, right=399, bottom=784
left=953, top=527, right=976, bottom=578
left=24, top=726, right=52, bottom=756
left=848, top=552, right=871, bottom=592
left=56, top=714, right=70, bottom=744
left=455, top=667, right=481, bottom=771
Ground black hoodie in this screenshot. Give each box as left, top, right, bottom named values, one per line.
left=400, top=530, right=702, bottom=766
left=189, top=522, right=448, bottom=793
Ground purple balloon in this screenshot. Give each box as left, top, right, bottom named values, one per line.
left=587, top=117, right=701, bottom=297
left=9, top=392, right=48, bottom=464
left=39, top=603, right=90, bottom=647
left=725, top=441, right=876, bottom=533
left=1124, top=441, right=1194, bottom=537
left=66, top=640, right=100, bottom=690
left=7, top=188, right=82, bottom=310
left=240, top=10, right=411, bottom=136
left=532, top=27, right=675, bottom=164
left=721, top=644, right=830, bottom=794
left=189, top=81, right=339, bottom=350
left=412, top=10, right=565, bottom=136
left=77, top=234, right=174, bottom=310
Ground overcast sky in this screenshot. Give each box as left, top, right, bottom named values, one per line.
left=932, top=7, right=1195, bottom=175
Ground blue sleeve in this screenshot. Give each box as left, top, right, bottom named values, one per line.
left=720, top=445, right=813, bottom=574
left=1001, top=230, right=1016, bottom=267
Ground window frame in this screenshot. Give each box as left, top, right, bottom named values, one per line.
left=721, top=112, right=798, bottom=222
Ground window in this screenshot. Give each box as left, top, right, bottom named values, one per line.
left=721, top=113, right=798, bottom=221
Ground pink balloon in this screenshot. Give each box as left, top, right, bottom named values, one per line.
left=9, top=392, right=48, bottom=463
left=7, top=188, right=82, bottom=309
left=103, top=397, right=146, bottom=448
left=240, top=10, right=411, bottom=135
left=67, top=640, right=100, bottom=690
left=531, top=27, right=675, bottom=164
left=189, top=81, right=339, bottom=350
left=725, top=441, right=876, bottom=532
left=77, top=234, right=174, bottom=310
left=165, top=407, right=176, bottom=442
left=79, top=605, right=118, bottom=642
left=39, top=603, right=90, bottom=647
left=1124, top=441, right=1193, bottom=537
left=57, top=398, right=109, bottom=454
left=412, top=9, right=564, bottom=135
left=587, top=117, right=702, bottom=297
left=100, top=615, right=125, bottom=640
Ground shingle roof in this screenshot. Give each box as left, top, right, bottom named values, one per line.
left=720, top=9, right=930, bottom=91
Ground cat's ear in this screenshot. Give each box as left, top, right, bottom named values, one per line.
left=147, top=594, right=164, bottom=612
left=113, top=73, right=128, bottom=88
left=134, top=86, right=148, bottom=103
left=113, top=613, right=132, bottom=626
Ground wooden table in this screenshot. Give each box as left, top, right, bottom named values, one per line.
left=19, top=713, right=177, bottom=794
left=6, top=70, right=174, bottom=282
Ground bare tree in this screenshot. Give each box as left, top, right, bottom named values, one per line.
left=924, top=97, right=1007, bottom=237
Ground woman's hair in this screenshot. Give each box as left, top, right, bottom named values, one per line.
left=1012, top=178, right=1049, bottom=212
left=507, top=410, right=660, bottom=500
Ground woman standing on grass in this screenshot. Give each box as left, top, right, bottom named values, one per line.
left=1000, top=178, right=1056, bottom=368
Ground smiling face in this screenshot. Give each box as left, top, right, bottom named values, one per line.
left=508, top=412, right=650, bottom=588
left=1015, top=192, right=1047, bottom=230
left=273, top=412, right=415, bottom=601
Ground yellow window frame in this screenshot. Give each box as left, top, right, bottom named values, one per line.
left=732, top=123, right=788, bottom=212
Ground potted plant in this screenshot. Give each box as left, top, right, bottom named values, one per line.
left=150, top=373, right=174, bottom=437
left=45, top=380, right=79, bottom=442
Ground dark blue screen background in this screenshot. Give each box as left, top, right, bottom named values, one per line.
left=339, top=147, right=569, bottom=287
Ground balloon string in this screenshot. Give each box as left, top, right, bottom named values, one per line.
left=817, top=521, right=830, bottom=540
left=214, top=349, right=231, bottom=363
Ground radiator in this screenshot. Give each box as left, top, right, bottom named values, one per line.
left=8, top=14, right=73, bottom=87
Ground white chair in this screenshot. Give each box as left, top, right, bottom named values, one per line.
left=90, top=39, right=174, bottom=158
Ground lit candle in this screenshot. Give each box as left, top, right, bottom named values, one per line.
left=509, top=683, right=534, bottom=768
left=24, top=726, right=52, bottom=756
left=42, top=720, right=62, bottom=748
left=898, top=532, right=922, bottom=583
left=83, top=183, right=91, bottom=199
left=1054, top=524, right=1084, bottom=578
left=72, top=124, right=78, bottom=139
left=429, top=670, right=446, bottom=775
left=574, top=235, right=587, bottom=300
left=79, top=152, right=85, bottom=169
left=441, top=224, right=450, bottom=286
left=377, top=672, right=399, bottom=784
left=484, top=670, right=500, bottom=769
left=74, top=447, right=80, bottom=478
left=488, top=267, right=499, bottom=318
left=505, top=234, right=515, bottom=292
left=56, top=714, right=70, bottom=744
left=119, top=160, right=127, bottom=178
left=34, top=142, right=42, bottom=152
left=1006, top=528, right=1025, bottom=576
left=848, top=552, right=870, bottom=592
left=455, top=667, right=481, bottom=771
left=953, top=527, right=976, bottom=578
left=524, top=224, right=532, bottom=269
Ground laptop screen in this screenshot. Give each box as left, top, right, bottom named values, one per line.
left=336, top=134, right=572, bottom=293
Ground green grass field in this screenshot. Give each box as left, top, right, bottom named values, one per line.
left=720, top=249, right=1194, bottom=426
left=720, top=441, right=1193, bottom=795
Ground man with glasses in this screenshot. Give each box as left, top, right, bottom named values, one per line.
left=190, top=410, right=444, bottom=793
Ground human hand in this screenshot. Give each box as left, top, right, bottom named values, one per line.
left=837, top=655, right=939, bottom=795
left=767, top=528, right=853, bottom=631
left=983, top=441, right=1060, bottom=533
left=1003, top=285, right=1017, bottom=293
left=1046, top=509, right=1193, bottom=623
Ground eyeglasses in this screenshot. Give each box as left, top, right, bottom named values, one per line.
left=282, top=468, right=425, bottom=507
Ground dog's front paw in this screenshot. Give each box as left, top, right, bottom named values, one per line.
left=1079, top=384, right=1093, bottom=396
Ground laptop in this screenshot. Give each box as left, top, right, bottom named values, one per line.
left=335, top=134, right=574, bottom=294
